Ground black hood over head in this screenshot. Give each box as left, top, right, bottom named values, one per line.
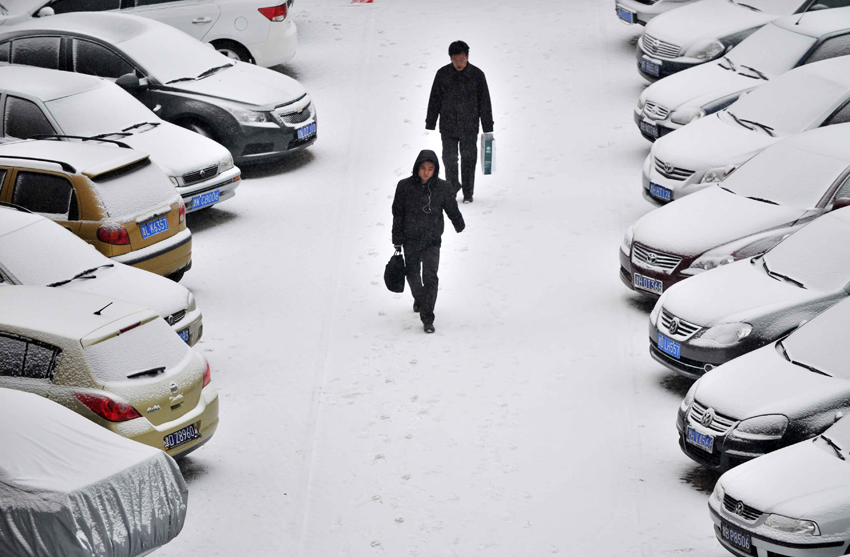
left=412, top=149, right=440, bottom=179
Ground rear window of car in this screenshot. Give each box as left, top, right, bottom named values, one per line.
left=85, top=318, right=188, bottom=383
left=90, top=159, right=177, bottom=220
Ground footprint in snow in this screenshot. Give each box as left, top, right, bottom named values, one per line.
left=394, top=517, right=404, bottom=524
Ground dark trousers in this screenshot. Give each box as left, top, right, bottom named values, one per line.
left=404, top=243, right=441, bottom=325
left=441, top=134, right=478, bottom=199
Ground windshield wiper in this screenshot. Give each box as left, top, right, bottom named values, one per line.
left=777, top=340, right=791, bottom=361
left=122, top=122, right=161, bottom=132
left=719, top=56, right=737, bottom=72
left=735, top=2, right=762, bottom=12
left=739, top=118, right=776, bottom=137
left=746, top=196, right=779, bottom=205
left=728, top=111, right=755, bottom=131
left=47, top=264, right=114, bottom=288
left=821, top=434, right=846, bottom=460
left=196, top=63, right=233, bottom=80
left=90, top=131, right=133, bottom=140
left=762, top=259, right=805, bottom=288
left=127, top=366, right=166, bottom=379
left=740, top=65, right=768, bottom=80
left=166, top=76, right=196, bottom=84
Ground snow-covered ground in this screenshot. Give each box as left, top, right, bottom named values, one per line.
left=161, top=1, right=726, bottom=555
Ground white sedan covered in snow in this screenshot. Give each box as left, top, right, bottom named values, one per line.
left=709, top=415, right=850, bottom=557
left=650, top=206, right=850, bottom=379
left=635, top=6, right=850, bottom=142
left=0, top=205, right=203, bottom=345
left=642, top=55, right=850, bottom=205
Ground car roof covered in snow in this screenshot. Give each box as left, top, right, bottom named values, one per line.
left=0, top=139, right=149, bottom=178
left=771, top=122, right=850, bottom=162
left=780, top=54, right=850, bottom=90
left=773, top=5, right=850, bottom=38
left=0, top=64, right=105, bottom=102
left=0, top=286, right=155, bottom=341
left=0, top=11, right=154, bottom=44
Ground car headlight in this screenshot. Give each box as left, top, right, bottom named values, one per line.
left=169, top=176, right=180, bottom=187
left=680, top=380, right=698, bottom=414
left=731, top=414, right=788, bottom=441
left=670, top=106, right=705, bottom=125
left=685, top=39, right=725, bottom=61
left=219, top=155, right=235, bottom=174
left=649, top=291, right=667, bottom=326
left=622, top=225, right=635, bottom=256
left=764, top=514, right=820, bottom=536
left=710, top=481, right=725, bottom=504
left=691, top=322, right=751, bottom=348
left=689, top=253, right=735, bottom=272
left=187, top=292, right=197, bottom=312
left=225, top=106, right=272, bottom=124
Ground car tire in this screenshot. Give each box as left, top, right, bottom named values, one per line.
left=167, top=269, right=185, bottom=283
left=211, top=40, right=254, bottom=64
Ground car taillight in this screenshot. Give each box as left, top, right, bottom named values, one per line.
left=75, top=393, right=142, bottom=422
left=258, top=3, right=287, bottom=21
left=97, top=224, right=130, bottom=245
left=179, top=200, right=186, bottom=224
left=202, top=360, right=211, bottom=387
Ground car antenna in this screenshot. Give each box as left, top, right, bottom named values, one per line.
left=93, top=302, right=113, bottom=315
left=795, top=12, right=805, bottom=25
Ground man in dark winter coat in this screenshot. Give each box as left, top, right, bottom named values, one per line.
left=426, top=40, right=494, bottom=204
left=392, top=149, right=465, bottom=333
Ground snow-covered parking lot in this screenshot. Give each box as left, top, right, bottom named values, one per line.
left=163, top=1, right=723, bottom=555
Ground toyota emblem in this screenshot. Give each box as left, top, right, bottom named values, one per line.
left=647, top=252, right=657, bottom=264
left=663, top=162, right=675, bottom=174
left=701, top=408, right=715, bottom=427
left=735, top=501, right=745, bottom=516
left=669, top=318, right=680, bottom=335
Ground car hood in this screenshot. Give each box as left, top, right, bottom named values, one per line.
left=59, top=264, right=186, bottom=319
left=633, top=187, right=806, bottom=257
left=652, top=112, right=777, bottom=170
left=645, top=62, right=758, bottom=111
left=646, top=0, right=774, bottom=49
left=663, top=258, right=819, bottom=326
left=696, top=346, right=850, bottom=419
left=166, top=61, right=307, bottom=109
left=722, top=440, right=850, bottom=521
left=121, top=122, right=229, bottom=178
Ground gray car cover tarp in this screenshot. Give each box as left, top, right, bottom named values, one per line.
left=0, top=389, right=187, bottom=557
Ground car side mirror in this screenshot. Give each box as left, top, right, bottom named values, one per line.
left=116, top=72, right=146, bottom=93
left=810, top=3, right=829, bottom=10
left=836, top=411, right=845, bottom=423
left=36, top=6, right=54, bottom=17
left=833, top=197, right=850, bottom=211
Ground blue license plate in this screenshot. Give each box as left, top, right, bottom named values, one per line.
left=640, top=120, right=659, bottom=138
left=720, top=521, right=752, bottom=553
left=640, top=56, right=661, bottom=77
left=140, top=216, right=169, bottom=240
left=658, top=333, right=681, bottom=358
left=649, top=182, right=672, bottom=201
left=179, top=328, right=190, bottom=343
left=192, top=189, right=220, bottom=210
left=297, top=122, right=317, bottom=140
left=617, top=6, right=635, bottom=23
left=163, top=423, right=199, bottom=450
left=634, top=273, right=663, bottom=295
left=686, top=425, right=714, bottom=453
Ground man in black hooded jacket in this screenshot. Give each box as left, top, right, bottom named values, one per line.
left=392, top=150, right=465, bottom=333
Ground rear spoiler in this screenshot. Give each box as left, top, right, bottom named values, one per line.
left=81, top=310, right=159, bottom=348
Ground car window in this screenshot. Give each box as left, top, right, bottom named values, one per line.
left=11, top=172, right=76, bottom=219
left=10, top=37, right=61, bottom=70
left=133, top=0, right=181, bottom=5
left=3, top=96, right=55, bottom=139
left=835, top=174, right=850, bottom=200
left=0, top=42, right=9, bottom=63
left=810, top=0, right=850, bottom=9
left=50, top=0, right=120, bottom=13
left=72, top=40, right=135, bottom=79
left=824, top=101, right=850, bottom=126
left=0, top=332, right=61, bottom=381
left=806, top=34, right=850, bottom=65
left=0, top=169, right=7, bottom=195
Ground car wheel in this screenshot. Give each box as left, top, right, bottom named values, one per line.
left=180, top=120, right=216, bottom=141
left=167, top=269, right=185, bottom=283
left=211, top=40, right=253, bottom=64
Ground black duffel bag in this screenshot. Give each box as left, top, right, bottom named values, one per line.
left=384, top=248, right=406, bottom=293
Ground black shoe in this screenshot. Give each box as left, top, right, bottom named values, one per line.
left=424, top=323, right=435, bottom=334
left=462, top=197, right=473, bottom=204
left=413, top=301, right=421, bottom=313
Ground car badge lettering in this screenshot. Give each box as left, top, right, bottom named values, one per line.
left=669, top=318, right=680, bottom=335
left=147, top=404, right=161, bottom=414
left=169, top=381, right=179, bottom=394
left=701, top=408, right=715, bottom=427
left=735, top=501, right=745, bottom=516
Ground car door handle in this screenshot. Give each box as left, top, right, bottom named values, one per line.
left=192, top=17, right=212, bottom=23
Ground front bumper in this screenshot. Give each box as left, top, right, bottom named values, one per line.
left=675, top=407, right=776, bottom=472
left=633, top=107, right=678, bottom=143
left=636, top=45, right=705, bottom=82
left=177, top=166, right=242, bottom=213
left=619, top=245, right=692, bottom=299
left=169, top=307, right=203, bottom=347
left=112, top=228, right=192, bottom=277
left=640, top=153, right=711, bottom=206
left=615, top=0, right=683, bottom=25
left=649, top=320, right=757, bottom=379
left=709, top=503, right=847, bottom=557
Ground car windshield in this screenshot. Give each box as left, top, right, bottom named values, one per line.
left=0, top=218, right=105, bottom=286
left=119, top=26, right=234, bottom=84
left=732, top=0, right=803, bottom=15
left=784, top=299, right=850, bottom=379
left=45, top=85, right=159, bottom=138
left=819, top=416, right=850, bottom=455
left=721, top=142, right=847, bottom=208
left=763, top=211, right=850, bottom=291
left=727, top=23, right=815, bottom=77
left=85, top=317, right=189, bottom=383
left=723, top=73, right=848, bottom=136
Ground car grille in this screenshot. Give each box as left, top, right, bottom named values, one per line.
left=182, top=165, right=220, bottom=186
left=276, top=103, right=313, bottom=125
left=723, top=494, right=762, bottom=522
left=642, top=33, right=681, bottom=59
left=689, top=401, right=736, bottom=435
left=644, top=101, right=669, bottom=121
left=660, top=308, right=701, bottom=339
left=654, top=158, right=695, bottom=181
left=632, top=243, right=682, bottom=271
left=165, top=309, right=186, bottom=326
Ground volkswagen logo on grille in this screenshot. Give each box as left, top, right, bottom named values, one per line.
left=701, top=408, right=715, bottom=427
left=735, top=501, right=745, bottom=516
left=669, top=317, right=680, bottom=335
left=646, top=252, right=657, bottom=265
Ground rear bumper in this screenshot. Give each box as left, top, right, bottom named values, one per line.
left=248, top=18, right=298, bottom=67
left=112, top=228, right=192, bottom=277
